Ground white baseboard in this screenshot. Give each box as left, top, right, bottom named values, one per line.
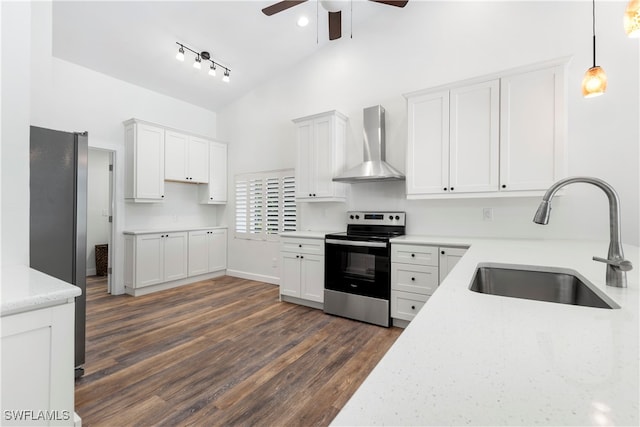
left=226, top=269, right=278, bottom=285
left=86, top=268, right=96, bottom=276
left=125, top=270, right=226, bottom=296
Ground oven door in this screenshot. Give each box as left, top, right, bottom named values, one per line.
left=325, top=238, right=390, bottom=300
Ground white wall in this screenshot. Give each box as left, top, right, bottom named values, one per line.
left=87, top=148, right=111, bottom=276
left=28, top=2, right=221, bottom=293
left=218, top=1, right=640, bottom=281
left=1, top=1, right=31, bottom=268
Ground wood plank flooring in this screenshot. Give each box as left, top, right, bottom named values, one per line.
left=77, top=276, right=402, bottom=426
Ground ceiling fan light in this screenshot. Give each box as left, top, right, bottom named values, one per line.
left=176, top=46, right=185, bottom=62
left=582, top=66, right=607, bottom=98
left=624, top=0, right=640, bottom=37
left=193, top=55, right=202, bottom=70
left=320, top=0, right=345, bottom=12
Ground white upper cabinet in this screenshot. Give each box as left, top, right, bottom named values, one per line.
left=449, top=80, right=500, bottom=193
left=165, top=130, right=209, bottom=183
left=293, top=111, right=348, bottom=202
left=407, top=80, right=499, bottom=196
left=500, top=64, right=566, bottom=191
left=199, top=141, right=227, bottom=204
left=124, top=119, right=165, bottom=203
left=405, top=59, right=567, bottom=199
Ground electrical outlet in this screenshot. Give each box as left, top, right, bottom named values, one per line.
left=483, top=208, right=493, bottom=221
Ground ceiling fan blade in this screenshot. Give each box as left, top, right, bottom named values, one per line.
left=368, top=0, right=409, bottom=7
left=262, top=0, right=308, bottom=16
left=328, top=10, right=342, bottom=40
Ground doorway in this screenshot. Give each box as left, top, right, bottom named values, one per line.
left=87, top=148, right=115, bottom=293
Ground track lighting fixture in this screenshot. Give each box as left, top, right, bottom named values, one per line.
left=582, top=0, right=606, bottom=98
left=174, top=41, right=231, bottom=83
left=624, top=0, right=640, bottom=37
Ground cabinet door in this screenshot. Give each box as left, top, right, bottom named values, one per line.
left=313, top=115, right=335, bottom=198
left=500, top=65, right=566, bottom=191
left=136, top=124, right=165, bottom=199
left=163, top=232, right=188, bottom=282
left=188, top=136, right=210, bottom=183
left=438, top=247, right=467, bottom=283
left=210, top=142, right=227, bottom=202
left=449, top=80, right=499, bottom=193
left=280, top=252, right=302, bottom=298
left=135, top=233, right=164, bottom=287
left=188, top=230, right=209, bottom=277
left=295, top=119, right=314, bottom=199
left=165, top=130, right=189, bottom=182
left=406, top=90, right=450, bottom=195
left=300, top=254, right=324, bottom=303
left=208, top=229, right=227, bottom=272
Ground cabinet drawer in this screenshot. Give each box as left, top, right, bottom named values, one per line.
left=391, top=291, right=429, bottom=322
left=391, top=244, right=438, bottom=266
left=391, top=263, right=439, bottom=295
left=281, top=237, right=324, bottom=255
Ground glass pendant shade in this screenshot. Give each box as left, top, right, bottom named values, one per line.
left=624, top=0, right=640, bottom=37
left=176, top=47, right=185, bottom=62
left=582, top=66, right=607, bottom=98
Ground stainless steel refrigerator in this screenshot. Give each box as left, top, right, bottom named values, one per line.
left=29, top=126, right=88, bottom=378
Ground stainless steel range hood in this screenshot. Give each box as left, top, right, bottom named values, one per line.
left=333, top=105, right=405, bottom=183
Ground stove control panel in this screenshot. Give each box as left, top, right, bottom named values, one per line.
left=346, top=211, right=406, bottom=226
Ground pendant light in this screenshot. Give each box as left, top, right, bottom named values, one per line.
left=624, top=0, right=640, bottom=37
left=582, top=0, right=607, bottom=98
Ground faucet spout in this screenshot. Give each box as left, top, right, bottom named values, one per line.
left=532, top=176, right=632, bottom=288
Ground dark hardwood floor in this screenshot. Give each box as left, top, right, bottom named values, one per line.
left=77, top=275, right=402, bottom=426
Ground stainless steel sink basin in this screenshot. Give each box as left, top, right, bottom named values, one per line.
left=469, top=263, right=620, bottom=309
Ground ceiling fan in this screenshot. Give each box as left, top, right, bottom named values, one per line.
left=262, top=0, right=409, bottom=41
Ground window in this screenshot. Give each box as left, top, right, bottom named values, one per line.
left=235, top=170, right=296, bottom=240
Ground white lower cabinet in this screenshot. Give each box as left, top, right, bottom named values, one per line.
left=391, top=243, right=467, bottom=325
left=133, top=232, right=187, bottom=287
left=125, top=227, right=227, bottom=295
left=188, top=229, right=227, bottom=276
left=439, top=247, right=467, bottom=283
left=280, top=236, right=324, bottom=307
left=1, top=302, right=76, bottom=427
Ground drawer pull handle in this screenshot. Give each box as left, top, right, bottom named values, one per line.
left=411, top=253, right=415, bottom=258
left=411, top=277, right=416, bottom=281
left=411, top=305, right=416, bottom=310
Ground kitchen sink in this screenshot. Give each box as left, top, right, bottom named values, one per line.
left=469, top=263, right=620, bottom=309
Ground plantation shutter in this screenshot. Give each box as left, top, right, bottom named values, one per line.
left=235, top=170, right=296, bottom=240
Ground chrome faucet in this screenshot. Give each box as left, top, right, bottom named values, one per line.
left=533, top=176, right=632, bottom=288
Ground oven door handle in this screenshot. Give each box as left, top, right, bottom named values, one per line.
left=325, top=239, right=388, bottom=248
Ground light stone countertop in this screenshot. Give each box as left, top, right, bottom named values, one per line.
left=280, top=230, right=343, bottom=239
left=123, top=225, right=228, bottom=235
left=1, top=265, right=82, bottom=316
left=332, top=237, right=639, bottom=426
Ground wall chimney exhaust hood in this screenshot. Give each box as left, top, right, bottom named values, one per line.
left=332, top=105, right=405, bottom=183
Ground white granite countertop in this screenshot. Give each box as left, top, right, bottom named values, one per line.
left=1, top=265, right=82, bottom=316
left=280, top=230, right=343, bottom=239
left=123, top=225, right=228, bottom=235
left=332, top=237, right=639, bottom=426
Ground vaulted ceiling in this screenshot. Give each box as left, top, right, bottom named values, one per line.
left=52, top=1, right=409, bottom=112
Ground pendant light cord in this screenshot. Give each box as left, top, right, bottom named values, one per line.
left=592, top=0, right=597, bottom=67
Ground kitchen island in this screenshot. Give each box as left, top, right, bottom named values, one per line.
left=331, top=237, right=639, bottom=426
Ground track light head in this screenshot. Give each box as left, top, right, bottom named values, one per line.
left=223, top=69, right=230, bottom=83
left=193, top=55, right=202, bottom=69
left=176, top=46, right=185, bottom=62
left=209, top=63, right=217, bottom=77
